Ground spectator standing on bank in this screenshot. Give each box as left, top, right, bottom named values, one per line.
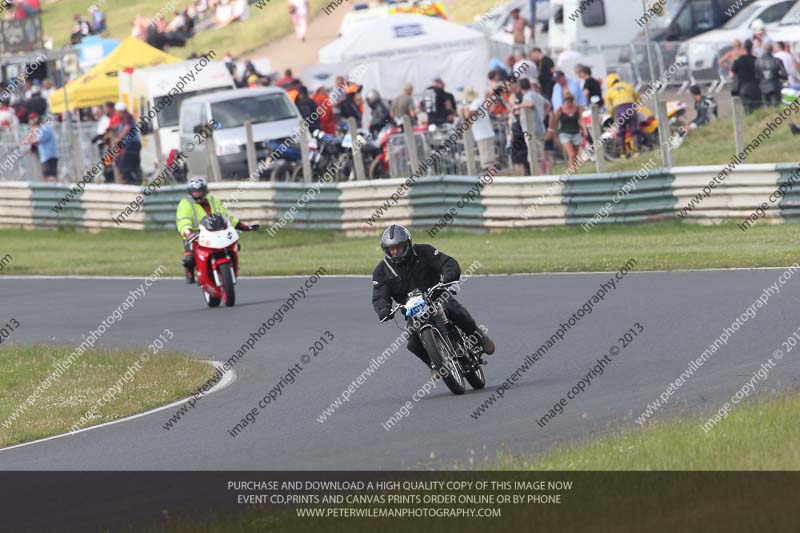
left=530, top=47, right=555, bottom=101
left=276, top=69, right=297, bottom=88
left=114, top=102, right=142, bottom=185
left=390, top=83, right=416, bottom=124
left=507, top=8, right=533, bottom=53
left=731, top=39, right=761, bottom=112
left=26, top=85, right=47, bottom=116
left=295, top=85, right=321, bottom=132
left=508, top=80, right=530, bottom=176
left=551, top=70, right=585, bottom=109
left=755, top=43, right=786, bottom=107
left=553, top=91, right=587, bottom=173
left=719, top=39, right=745, bottom=75
left=92, top=102, right=116, bottom=183
left=774, top=41, right=799, bottom=86
left=24, top=113, right=59, bottom=182
left=421, top=77, right=453, bottom=127
left=288, top=0, right=308, bottom=43
left=0, top=97, right=19, bottom=131
left=750, top=19, right=773, bottom=58
left=513, top=78, right=550, bottom=175
left=312, top=84, right=337, bottom=134
left=576, top=65, right=602, bottom=106
left=512, top=50, right=538, bottom=81
left=461, top=86, right=496, bottom=173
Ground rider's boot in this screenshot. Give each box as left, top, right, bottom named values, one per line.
left=185, top=267, right=195, bottom=284
left=479, top=331, right=495, bottom=355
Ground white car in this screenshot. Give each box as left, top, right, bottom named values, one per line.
left=764, top=0, right=800, bottom=47
left=682, top=0, right=795, bottom=78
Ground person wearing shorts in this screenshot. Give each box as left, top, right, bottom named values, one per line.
left=553, top=92, right=587, bottom=173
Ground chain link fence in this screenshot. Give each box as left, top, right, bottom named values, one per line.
left=0, top=121, right=99, bottom=182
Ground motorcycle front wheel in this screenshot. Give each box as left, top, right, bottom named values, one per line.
left=420, top=327, right=465, bottom=395
left=203, top=290, right=221, bottom=308
left=218, top=263, right=236, bottom=307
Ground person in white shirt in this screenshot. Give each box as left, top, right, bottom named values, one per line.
left=512, top=50, right=538, bottom=81
left=460, top=86, right=496, bottom=172
left=751, top=19, right=773, bottom=58
left=289, top=0, right=308, bottom=42
left=0, top=98, right=19, bottom=131
left=774, top=41, right=799, bottom=85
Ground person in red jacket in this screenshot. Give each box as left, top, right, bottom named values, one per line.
left=312, top=84, right=337, bottom=134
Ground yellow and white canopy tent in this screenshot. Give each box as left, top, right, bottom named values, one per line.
left=50, top=36, right=181, bottom=113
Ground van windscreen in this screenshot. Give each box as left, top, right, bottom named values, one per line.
left=646, top=0, right=684, bottom=30
left=212, top=94, right=297, bottom=129
left=155, top=88, right=224, bottom=128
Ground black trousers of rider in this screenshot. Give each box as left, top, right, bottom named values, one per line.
left=182, top=240, right=194, bottom=272
left=406, top=297, right=480, bottom=367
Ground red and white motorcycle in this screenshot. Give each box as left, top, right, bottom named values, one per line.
left=187, top=214, right=251, bottom=308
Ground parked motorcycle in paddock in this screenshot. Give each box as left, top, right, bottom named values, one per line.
left=186, top=214, right=259, bottom=308
left=383, top=281, right=487, bottom=395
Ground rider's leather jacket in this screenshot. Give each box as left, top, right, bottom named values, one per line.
left=371, top=244, right=460, bottom=319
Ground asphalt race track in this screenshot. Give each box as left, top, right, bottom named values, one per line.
left=2, top=269, right=800, bottom=470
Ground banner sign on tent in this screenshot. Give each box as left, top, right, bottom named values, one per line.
left=393, top=24, right=425, bottom=38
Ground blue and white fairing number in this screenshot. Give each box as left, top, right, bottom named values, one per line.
left=405, top=294, right=428, bottom=318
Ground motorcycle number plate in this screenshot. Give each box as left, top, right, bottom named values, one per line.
left=405, top=295, right=427, bottom=318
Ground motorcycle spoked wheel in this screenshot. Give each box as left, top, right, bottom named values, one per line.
left=420, top=327, right=465, bottom=395
left=455, top=330, right=486, bottom=390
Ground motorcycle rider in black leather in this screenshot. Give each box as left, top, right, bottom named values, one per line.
left=372, top=224, right=495, bottom=368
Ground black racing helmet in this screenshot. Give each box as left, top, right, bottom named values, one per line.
left=187, top=176, right=208, bottom=202
left=381, top=224, right=413, bottom=264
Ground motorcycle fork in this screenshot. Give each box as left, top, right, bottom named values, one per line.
left=433, top=305, right=462, bottom=357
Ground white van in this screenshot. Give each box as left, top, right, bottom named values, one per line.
left=178, top=88, right=301, bottom=181
left=119, top=60, right=235, bottom=175
left=547, top=0, right=643, bottom=51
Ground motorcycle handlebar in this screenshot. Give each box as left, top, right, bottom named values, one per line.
left=382, top=280, right=461, bottom=323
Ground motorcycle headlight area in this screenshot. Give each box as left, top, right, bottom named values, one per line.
left=405, top=295, right=428, bottom=318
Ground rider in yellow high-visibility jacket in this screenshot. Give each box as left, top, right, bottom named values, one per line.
left=604, top=73, right=642, bottom=156
left=177, top=176, right=257, bottom=284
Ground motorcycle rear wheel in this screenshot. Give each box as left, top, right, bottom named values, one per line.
left=420, top=327, right=465, bottom=395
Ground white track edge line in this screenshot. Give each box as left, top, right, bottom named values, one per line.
left=0, top=360, right=236, bottom=454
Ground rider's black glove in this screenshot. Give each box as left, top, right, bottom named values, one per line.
left=236, top=222, right=260, bottom=232
left=441, top=274, right=458, bottom=284
left=378, top=308, right=391, bottom=322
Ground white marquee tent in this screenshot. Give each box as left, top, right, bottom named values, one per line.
left=319, top=14, right=490, bottom=99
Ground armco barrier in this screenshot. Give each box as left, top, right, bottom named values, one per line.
left=0, top=162, right=797, bottom=232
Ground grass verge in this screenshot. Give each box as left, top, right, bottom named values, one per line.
left=495, top=390, right=800, bottom=470
left=0, top=343, right=215, bottom=448
left=1, top=221, right=800, bottom=276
